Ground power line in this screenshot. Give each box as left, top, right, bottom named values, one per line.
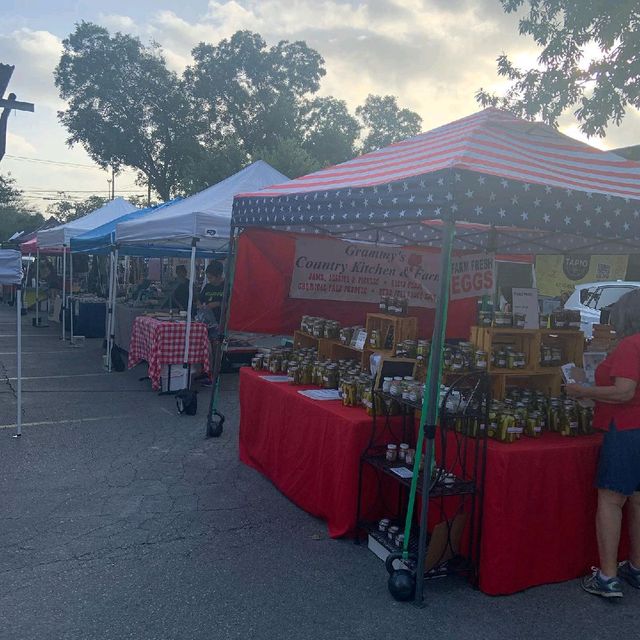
left=4, top=154, right=106, bottom=170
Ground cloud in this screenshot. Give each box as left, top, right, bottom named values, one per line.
left=0, top=28, right=63, bottom=109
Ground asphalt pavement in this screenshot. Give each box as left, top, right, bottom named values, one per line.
left=0, top=302, right=637, bottom=640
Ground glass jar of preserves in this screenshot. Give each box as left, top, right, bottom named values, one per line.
left=478, top=310, right=493, bottom=327
left=251, top=354, right=264, bottom=370
left=379, top=296, right=389, bottom=313
left=494, top=311, right=513, bottom=328
left=322, top=365, right=339, bottom=389
left=382, top=376, right=393, bottom=393
left=378, top=518, right=390, bottom=533
left=386, top=443, right=398, bottom=462
left=398, top=443, right=410, bottom=462
left=474, top=350, right=488, bottom=370
left=287, top=365, right=299, bottom=385
left=369, top=330, right=381, bottom=349
left=514, top=313, right=526, bottom=329
left=495, top=350, right=507, bottom=369
left=389, top=377, right=403, bottom=397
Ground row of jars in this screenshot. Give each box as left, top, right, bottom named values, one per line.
left=478, top=311, right=527, bottom=328
left=300, top=316, right=342, bottom=340
left=486, top=394, right=593, bottom=443
left=443, top=342, right=489, bottom=373
left=379, top=296, right=409, bottom=316
left=540, top=344, right=563, bottom=367
left=477, top=309, right=581, bottom=330
left=491, top=346, right=527, bottom=369
left=395, top=339, right=430, bottom=360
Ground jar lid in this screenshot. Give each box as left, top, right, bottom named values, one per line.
left=387, top=443, right=398, bottom=450
left=393, top=376, right=403, bottom=381
left=403, top=376, right=414, bottom=381
left=399, top=443, right=410, bottom=450
left=383, top=376, right=392, bottom=381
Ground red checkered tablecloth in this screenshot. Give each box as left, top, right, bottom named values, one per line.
left=128, top=316, right=211, bottom=390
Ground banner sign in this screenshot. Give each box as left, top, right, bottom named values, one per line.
left=289, top=237, right=495, bottom=308
left=535, top=254, right=628, bottom=298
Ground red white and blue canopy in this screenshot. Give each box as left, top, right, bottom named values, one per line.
left=232, top=108, right=640, bottom=254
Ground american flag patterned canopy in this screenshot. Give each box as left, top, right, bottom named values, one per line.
left=232, top=108, right=640, bottom=254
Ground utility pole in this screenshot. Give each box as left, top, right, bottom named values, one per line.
left=147, top=177, right=151, bottom=207
left=0, top=64, right=35, bottom=163
left=111, top=166, right=115, bottom=200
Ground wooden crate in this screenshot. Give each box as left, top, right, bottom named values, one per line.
left=537, top=329, right=584, bottom=372
left=491, top=371, right=562, bottom=400
left=293, top=330, right=334, bottom=359
left=329, top=342, right=393, bottom=369
left=365, top=313, right=418, bottom=352
left=470, top=327, right=539, bottom=373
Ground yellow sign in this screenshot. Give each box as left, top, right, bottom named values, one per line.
left=535, top=254, right=629, bottom=298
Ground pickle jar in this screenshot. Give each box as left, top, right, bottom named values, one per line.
left=322, top=365, right=339, bottom=390
left=389, top=377, right=403, bottom=397
left=251, top=354, right=264, bottom=370
left=369, top=330, right=381, bottom=349
left=514, top=313, right=526, bottom=329
left=478, top=310, right=493, bottom=327
left=287, top=364, right=299, bottom=385
left=474, top=350, right=488, bottom=370
left=495, top=350, right=507, bottom=369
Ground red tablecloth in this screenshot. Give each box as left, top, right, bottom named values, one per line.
left=239, top=368, right=629, bottom=595
left=128, top=316, right=211, bottom=390
left=239, top=368, right=402, bottom=537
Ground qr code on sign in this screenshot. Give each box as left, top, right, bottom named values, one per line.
left=596, top=264, right=611, bottom=279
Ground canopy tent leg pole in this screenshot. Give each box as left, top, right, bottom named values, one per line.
left=69, top=252, right=74, bottom=345
left=109, top=248, right=119, bottom=368
left=61, top=248, right=66, bottom=340
left=124, top=255, right=130, bottom=292
left=15, top=284, right=22, bottom=437
left=106, top=250, right=116, bottom=372
left=414, top=218, right=456, bottom=606
left=206, top=234, right=237, bottom=438
left=35, top=248, right=39, bottom=326
left=182, top=240, right=198, bottom=380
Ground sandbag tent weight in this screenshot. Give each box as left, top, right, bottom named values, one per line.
left=210, top=107, right=640, bottom=604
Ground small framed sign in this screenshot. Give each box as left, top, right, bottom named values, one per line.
left=353, top=329, right=368, bottom=350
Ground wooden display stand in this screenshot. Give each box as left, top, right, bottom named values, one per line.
left=292, top=313, right=418, bottom=370
left=469, top=326, right=584, bottom=400
left=365, top=313, right=418, bottom=352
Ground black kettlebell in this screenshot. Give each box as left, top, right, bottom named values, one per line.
left=385, top=552, right=416, bottom=601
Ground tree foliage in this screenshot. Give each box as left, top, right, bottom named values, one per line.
left=476, top=0, right=640, bottom=136
left=55, top=22, right=199, bottom=200
left=55, top=23, right=423, bottom=197
left=45, top=194, right=109, bottom=223
left=356, top=95, right=423, bottom=153
left=0, top=174, right=44, bottom=241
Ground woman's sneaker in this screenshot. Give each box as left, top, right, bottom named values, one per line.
left=618, top=561, right=640, bottom=589
left=581, top=568, right=623, bottom=598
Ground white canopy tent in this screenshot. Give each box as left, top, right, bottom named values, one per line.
left=36, top=198, right=138, bottom=340
left=0, top=250, right=24, bottom=436
left=116, top=160, right=289, bottom=375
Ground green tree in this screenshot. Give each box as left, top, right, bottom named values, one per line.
left=0, top=174, right=44, bottom=242
left=55, top=22, right=200, bottom=200
left=45, top=194, right=108, bottom=223
left=301, top=97, right=361, bottom=167
left=476, top=1, right=640, bottom=136
left=356, top=95, right=423, bottom=153
left=255, top=138, right=320, bottom=179
left=185, top=31, right=326, bottom=158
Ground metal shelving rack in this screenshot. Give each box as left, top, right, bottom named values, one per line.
left=356, top=372, right=490, bottom=588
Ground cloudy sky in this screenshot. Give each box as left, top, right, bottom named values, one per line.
left=2, top=0, right=640, bottom=212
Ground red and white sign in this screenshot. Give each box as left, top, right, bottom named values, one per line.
left=289, top=237, right=494, bottom=308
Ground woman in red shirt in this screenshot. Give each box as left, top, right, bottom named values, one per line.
left=567, top=289, right=640, bottom=598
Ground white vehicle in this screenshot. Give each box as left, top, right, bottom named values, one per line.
left=563, top=281, right=640, bottom=338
